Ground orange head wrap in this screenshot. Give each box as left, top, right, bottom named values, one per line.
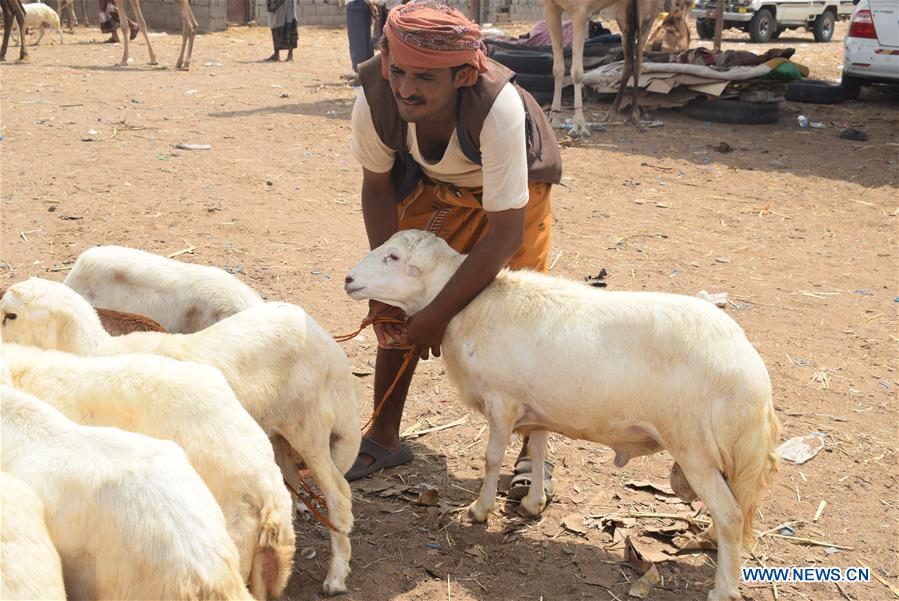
left=379, top=1, right=488, bottom=79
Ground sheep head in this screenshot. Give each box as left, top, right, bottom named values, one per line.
left=345, top=230, right=464, bottom=315
left=0, top=278, right=106, bottom=354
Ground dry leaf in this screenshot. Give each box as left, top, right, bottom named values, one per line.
left=416, top=485, right=440, bottom=506
left=628, top=564, right=661, bottom=598
left=561, top=513, right=588, bottom=535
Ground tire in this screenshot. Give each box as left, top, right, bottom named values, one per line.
left=696, top=18, right=716, bottom=40
left=841, top=73, right=863, bottom=100
left=771, top=27, right=783, bottom=39
left=785, top=79, right=845, bottom=103
left=513, top=72, right=558, bottom=94
left=748, top=8, right=775, bottom=43
left=812, top=10, right=835, bottom=42
left=492, top=50, right=554, bottom=75
left=686, top=97, right=780, bottom=124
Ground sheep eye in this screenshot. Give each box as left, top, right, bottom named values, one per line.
left=2, top=312, right=16, bottom=324
left=386, top=253, right=399, bottom=262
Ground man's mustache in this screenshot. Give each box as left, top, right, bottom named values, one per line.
left=396, top=92, right=425, bottom=104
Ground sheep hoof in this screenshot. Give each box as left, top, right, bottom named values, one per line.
left=707, top=587, right=740, bottom=601
left=322, top=577, right=347, bottom=596
left=465, top=502, right=490, bottom=523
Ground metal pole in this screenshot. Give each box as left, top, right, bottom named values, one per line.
left=713, top=0, right=724, bottom=50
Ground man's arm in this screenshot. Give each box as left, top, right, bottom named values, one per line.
left=360, top=167, right=398, bottom=250
left=405, top=206, right=525, bottom=359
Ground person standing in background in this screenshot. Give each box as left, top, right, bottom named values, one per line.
left=343, top=0, right=373, bottom=83
left=266, top=0, right=298, bottom=61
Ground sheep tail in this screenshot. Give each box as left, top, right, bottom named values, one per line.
left=249, top=504, right=294, bottom=600
left=722, top=395, right=781, bottom=545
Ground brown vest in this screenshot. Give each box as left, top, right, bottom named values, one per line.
left=358, top=55, right=563, bottom=202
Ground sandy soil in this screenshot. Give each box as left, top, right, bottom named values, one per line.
left=1, top=17, right=897, bottom=601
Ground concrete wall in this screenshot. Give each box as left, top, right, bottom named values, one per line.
left=253, top=0, right=546, bottom=29
left=136, top=0, right=228, bottom=32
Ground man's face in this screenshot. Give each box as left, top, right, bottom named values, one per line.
left=387, top=58, right=467, bottom=123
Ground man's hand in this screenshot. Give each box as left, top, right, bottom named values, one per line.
left=404, top=305, right=449, bottom=360
left=365, top=300, right=408, bottom=348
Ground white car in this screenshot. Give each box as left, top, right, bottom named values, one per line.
left=691, top=0, right=854, bottom=43
left=842, top=0, right=899, bottom=99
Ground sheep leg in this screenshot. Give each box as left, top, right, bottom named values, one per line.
left=302, top=446, right=353, bottom=596
left=467, top=406, right=514, bottom=523
left=544, top=1, right=566, bottom=128
left=677, top=457, right=742, bottom=601
left=517, top=430, right=549, bottom=518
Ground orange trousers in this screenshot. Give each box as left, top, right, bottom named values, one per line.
left=397, top=180, right=554, bottom=273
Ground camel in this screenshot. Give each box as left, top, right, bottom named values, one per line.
left=113, top=0, right=198, bottom=70
left=544, top=0, right=660, bottom=134
left=1, top=0, right=28, bottom=61
left=648, top=0, right=691, bottom=52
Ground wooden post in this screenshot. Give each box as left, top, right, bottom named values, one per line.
left=471, top=0, right=481, bottom=24
left=713, top=0, right=725, bottom=50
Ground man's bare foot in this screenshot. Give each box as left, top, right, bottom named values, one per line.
left=265, top=52, right=279, bottom=62
left=285, top=50, right=293, bottom=62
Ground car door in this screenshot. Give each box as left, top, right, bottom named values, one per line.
left=869, top=0, right=899, bottom=46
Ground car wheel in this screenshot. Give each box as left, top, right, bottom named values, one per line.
left=771, top=27, right=783, bottom=39
left=696, top=18, right=716, bottom=40
left=748, top=8, right=775, bottom=43
left=812, top=10, right=835, bottom=42
left=840, top=73, right=863, bottom=100
left=686, top=97, right=780, bottom=124
left=785, top=79, right=845, bottom=103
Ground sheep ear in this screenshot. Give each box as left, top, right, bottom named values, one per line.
left=405, top=245, right=435, bottom=278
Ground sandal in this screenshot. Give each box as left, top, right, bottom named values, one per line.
left=346, top=437, right=413, bottom=481
left=507, top=457, right=555, bottom=503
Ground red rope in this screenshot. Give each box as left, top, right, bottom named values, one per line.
left=289, top=317, right=416, bottom=532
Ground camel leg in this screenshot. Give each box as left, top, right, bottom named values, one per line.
left=543, top=0, right=566, bottom=129
left=113, top=0, right=131, bottom=64
left=58, top=19, right=64, bottom=43
left=174, top=0, right=197, bottom=70
left=1, top=0, right=29, bottom=61
left=612, top=0, right=635, bottom=119
left=568, top=9, right=591, bottom=137
left=631, top=2, right=657, bottom=124
left=128, top=0, right=157, bottom=64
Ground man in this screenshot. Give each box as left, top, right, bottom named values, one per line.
left=343, top=0, right=373, bottom=82
left=347, top=1, right=562, bottom=511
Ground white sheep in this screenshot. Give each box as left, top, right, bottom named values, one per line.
left=2, top=342, right=295, bottom=600
left=0, top=472, right=66, bottom=601
left=1, top=278, right=363, bottom=595
left=13, top=3, right=63, bottom=46
left=344, top=230, right=781, bottom=601
left=64, top=245, right=263, bottom=333
left=1, top=384, right=253, bottom=601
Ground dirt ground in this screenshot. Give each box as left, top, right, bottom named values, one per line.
left=2, top=15, right=897, bottom=601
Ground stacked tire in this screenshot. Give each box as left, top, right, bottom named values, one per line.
left=492, top=50, right=570, bottom=104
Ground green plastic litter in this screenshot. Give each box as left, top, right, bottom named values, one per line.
left=764, top=61, right=804, bottom=81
